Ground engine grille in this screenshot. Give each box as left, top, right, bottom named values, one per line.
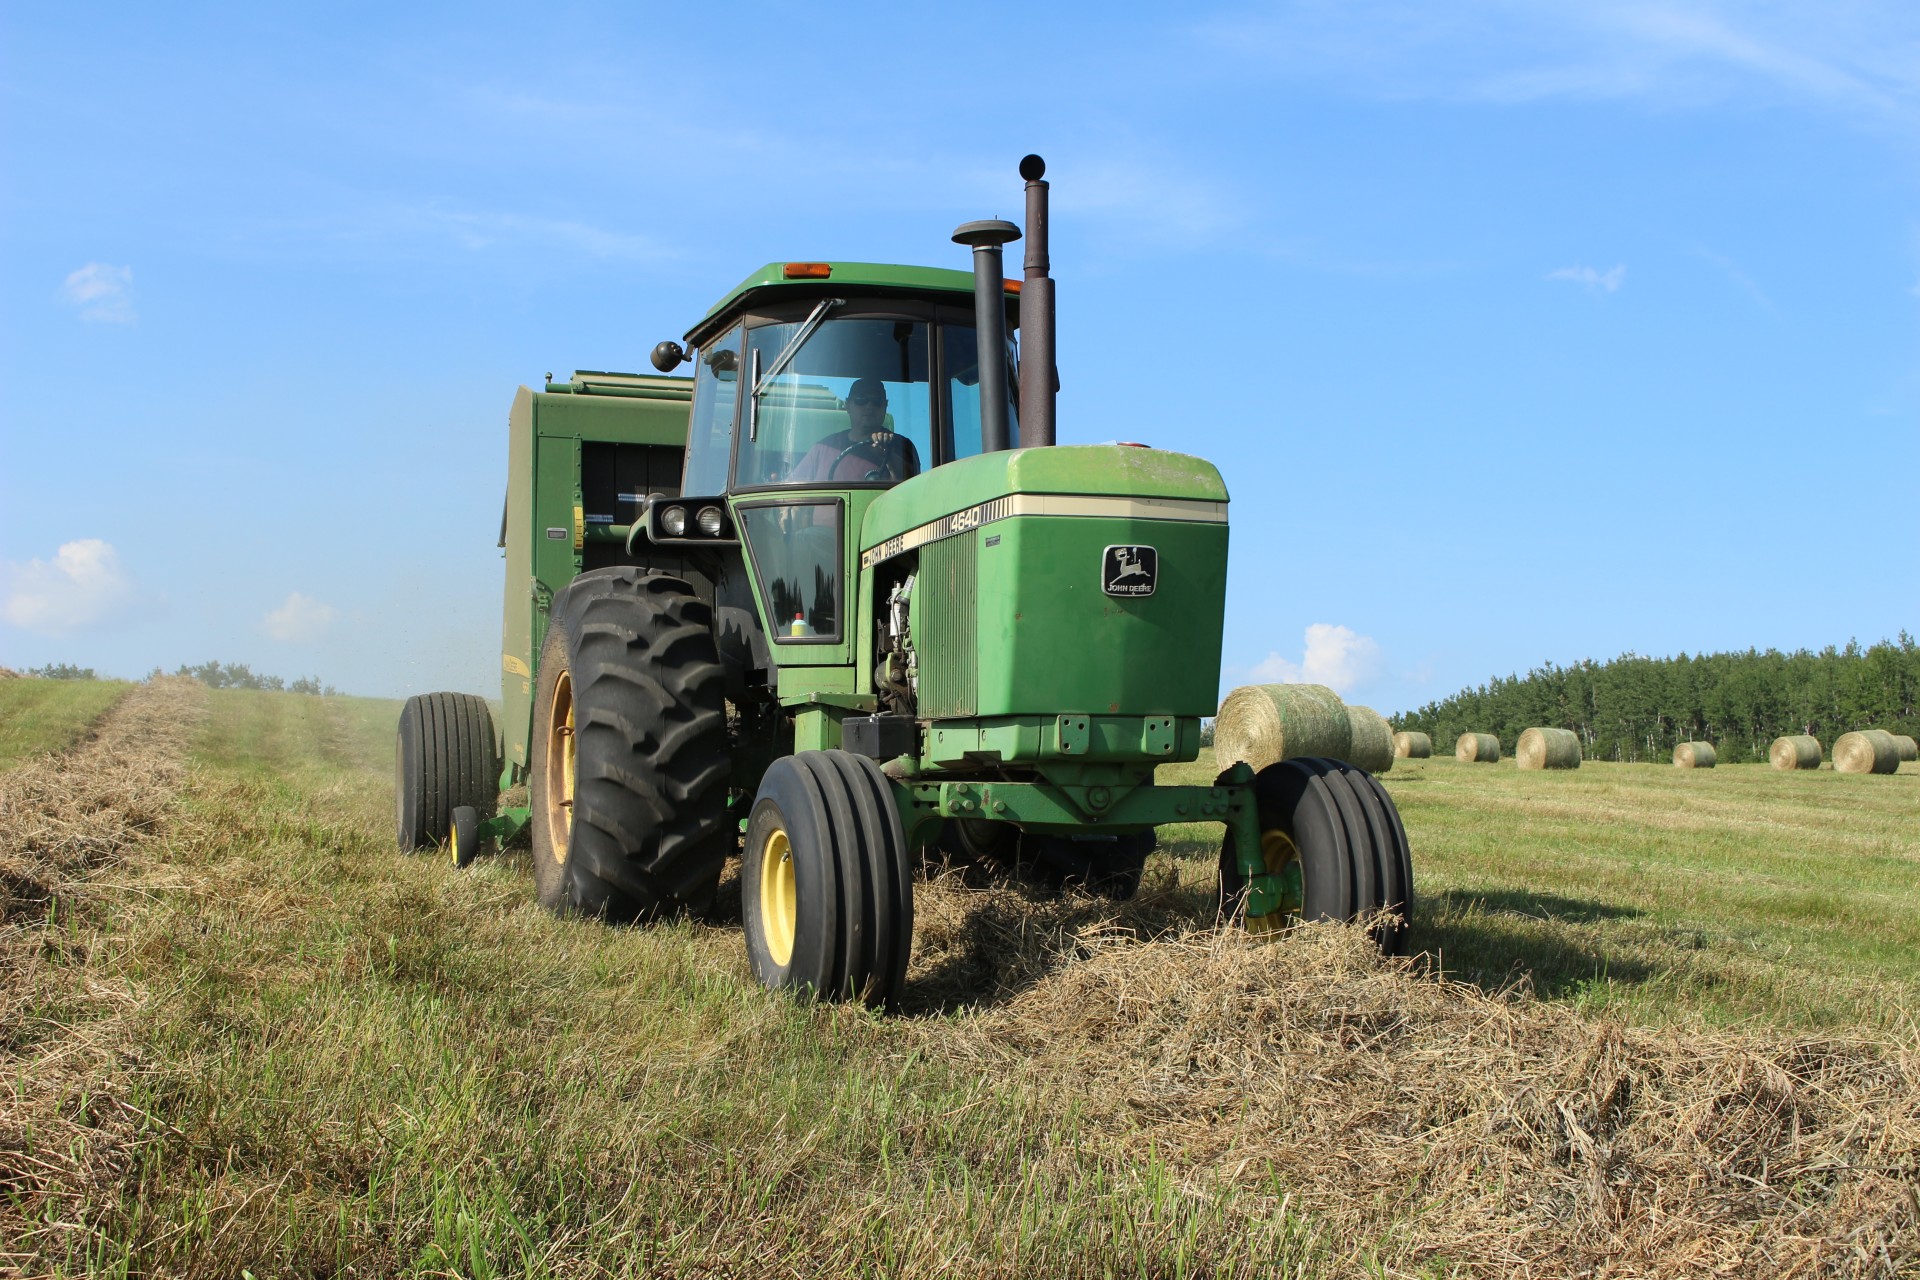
left=916, top=530, right=977, bottom=718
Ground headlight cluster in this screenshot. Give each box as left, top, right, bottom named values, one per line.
left=656, top=502, right=729, bottom=541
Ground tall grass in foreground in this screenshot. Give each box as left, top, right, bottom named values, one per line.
left=0, top=676, right=130, bottom=771
left=6, top=689, right=1916, bottom=1277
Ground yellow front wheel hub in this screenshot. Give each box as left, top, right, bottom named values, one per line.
left=758, top=826, right=797, bottom=968
left=1246, top=828, right=1301, bottom=936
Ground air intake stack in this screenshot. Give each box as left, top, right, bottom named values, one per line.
left=950, top=217, right=1021, bottom=453
left=1017, top=154, right=1055, bottom=448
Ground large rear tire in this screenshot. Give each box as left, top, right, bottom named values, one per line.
left=743, top=751, right=913, bottom=1007
left=395, top=692, right=498, bottom=851
left=1218, top=757, right=1412, bottom=955
left=528, top=569, right=730, bottom=920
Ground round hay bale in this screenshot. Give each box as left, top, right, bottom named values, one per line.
left=1833, top=729, right=1901, bottom=775
left=1455, top=732, right=1501, bottom=763
left=1214, top=683, right=1351, bottom=773
left=1890, top=734, right=1917, bottom=764
left=1516, top=727, right=1581, bottom=770
left=1344, top=705, right=1395, bottom=773
left=1392, top=731, right=1432, bottom=760
left=1672, top=741, right=1717, bottom=769
left=1769, top=735, right=1821, bottom=770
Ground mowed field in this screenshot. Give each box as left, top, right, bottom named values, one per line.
left=3, top=680, right=1916, bottom=1278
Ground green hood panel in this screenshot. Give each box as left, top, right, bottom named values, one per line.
left=861, top=445, right=1229, bottom=553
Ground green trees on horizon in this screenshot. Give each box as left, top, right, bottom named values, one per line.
left=1392, top=636, right=1920, bottom=764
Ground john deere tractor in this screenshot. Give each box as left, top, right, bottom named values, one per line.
left=396, top=156, right=1412, bottom=1006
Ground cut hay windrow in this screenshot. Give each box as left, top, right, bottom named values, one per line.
left=1673, top=741, right=1718, bottom=769
left=1770, top=735, right=1823, bottom=771
left=1213, top=683, right=1350, bottom=773
left=1343, top=704, right=1394, bottom=774
left=1833, top=729, right=1902, bottom=775
left=1516, top=726, right=1580, bottom=770
left=1455, top=731, right=1501, bottom=763
left=0, top=677, right=205, bottom=1262
left=1391, top=730, right=1431, bottom=759
left=1891, top=734, right=1918, bottom=764
left=938, top=916, right=1920, bottom=1279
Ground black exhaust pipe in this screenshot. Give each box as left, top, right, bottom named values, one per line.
left=1017, top=154, right=1055, bottom=448
left=951, top=217, right=1021, bottom=453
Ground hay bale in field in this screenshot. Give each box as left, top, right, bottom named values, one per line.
left=1769, top=735, right=1822, bottom=770
left=1392, top=731, right=1432, bottom=759
left=1833, top=729, right=1901, bottom=775
left=1455, top=732, right=1501, bottom=763
left=1214, top=683, right=1351, bottom=773
left=1345, top=705, right=1395, bottom=773
left=1673, top=741, right=1717, bottom=769
left=1516, top=727, right=1581, bottom=770
left=1890, top=734, right=1918, bottom=763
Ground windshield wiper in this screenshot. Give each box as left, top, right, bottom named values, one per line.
left=752, top=297, right=841, bottom=399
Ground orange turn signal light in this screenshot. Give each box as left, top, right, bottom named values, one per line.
left=783, top=262, right=832, bottom=279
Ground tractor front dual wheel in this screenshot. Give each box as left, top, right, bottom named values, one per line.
left=1219, top=757, right=1413, bottom=956
left=528, top=569, right=731, bottom=920
left=743, top=751, right=914, bottom=1007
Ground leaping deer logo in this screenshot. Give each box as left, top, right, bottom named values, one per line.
left=1103, top=545, right=1157, bottom=596
left=1110, top=548, right=1150, bottom=584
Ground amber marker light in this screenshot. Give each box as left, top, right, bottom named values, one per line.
left=1003, top=278, right=1022, bottom=293
left=783, top=262, right=832, bottom=279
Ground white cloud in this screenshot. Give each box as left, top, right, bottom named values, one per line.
left=2, top=540, right=139, bottom=634
left=263, top=592, right=336, bottom=643
left=60, top=262, right=136, bottom=323
left=1249, top=623, right=1383, bottom=695
left=1548, top=264, right=1626, bottom=293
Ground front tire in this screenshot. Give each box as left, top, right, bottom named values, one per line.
left=1219, top=757, right=1412, bottom=955
left=528, top=569, right=730, bottom=920
left=743, top=751, right=912, bottom=1006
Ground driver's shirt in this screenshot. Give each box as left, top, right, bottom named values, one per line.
left=788, top=430, right=921, bottom=484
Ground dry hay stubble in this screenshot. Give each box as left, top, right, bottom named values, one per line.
left=0, top=677, right=207, bottom=1268
left=1833, top=730, right=1902, bottom=776
left=936, top=916, right=1920, bottom=1278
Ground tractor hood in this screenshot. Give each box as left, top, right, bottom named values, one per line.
left=860, top=445, right=1229, bottom=562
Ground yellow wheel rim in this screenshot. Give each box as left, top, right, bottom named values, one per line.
left=450, top=821, right=462, bottom=866
left=540, top=670, right=575, bottom=866
left=1246, top=829, right=1301, bottom=936
left=758, top=825, right=797, bottom=969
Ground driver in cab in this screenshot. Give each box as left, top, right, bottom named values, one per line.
left=788, top=378, right=920, bottom=483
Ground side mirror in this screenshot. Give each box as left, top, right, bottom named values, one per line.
left=650, top=340, right=688, bottom=372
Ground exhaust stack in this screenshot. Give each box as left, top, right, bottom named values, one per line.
left=951, top=217, right=1022, bottom=454
left=1017, top=154, right=1055, bottom=448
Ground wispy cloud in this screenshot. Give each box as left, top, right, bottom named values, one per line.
left=1196, top=2, right=1920, bottom=131
left=2, top=540, right=142, bottom=634
left=1248, top=623, right=1383, bottom=695
left=1693, top=244, right=1775, bottom=310
left=1548, top=263, right=1626, bottom=293
left=263, top=592, right=336, bottom=643
left=60, top=263, right=135, bottom=323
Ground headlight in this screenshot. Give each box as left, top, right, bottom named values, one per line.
left=661, top=505, right=687, bottom=536
left=696, top=505, right=724, bottom=536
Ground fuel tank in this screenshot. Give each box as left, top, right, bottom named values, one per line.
left=861, top=445, right=1229, bottom=720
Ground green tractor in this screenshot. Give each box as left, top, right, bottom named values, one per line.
left=396, top=155, right=1412, bottom=1006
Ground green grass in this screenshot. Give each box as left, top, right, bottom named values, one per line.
left=0, top=676, right=130, bottom=770
left=18, top=692, right=1918, bottom=1276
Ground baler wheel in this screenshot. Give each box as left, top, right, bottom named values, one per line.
left=450, top=805, right=482, bottom=869
left=743, top=750, right=912, bottom=1007
left=1218, top=757, right=1412, bottom=956
left=528, top=569, right=731, bottom=920
left=395, top=692, right=498, bottom=851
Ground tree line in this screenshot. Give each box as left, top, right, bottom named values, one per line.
left=1390, top=636, right=1919, bottom=764
left=23, top=660, right=336, bottom=696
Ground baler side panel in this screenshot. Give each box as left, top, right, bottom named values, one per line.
left=502, top=387, right=537, bottom=773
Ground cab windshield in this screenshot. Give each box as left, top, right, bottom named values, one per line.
left=726, top=309, right=1017, bottom=490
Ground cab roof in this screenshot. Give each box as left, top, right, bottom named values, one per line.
left=686, top=261, right=1013, bottom=345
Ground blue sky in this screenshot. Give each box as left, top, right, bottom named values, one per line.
left=2, top=1, right=1915, bottom=715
